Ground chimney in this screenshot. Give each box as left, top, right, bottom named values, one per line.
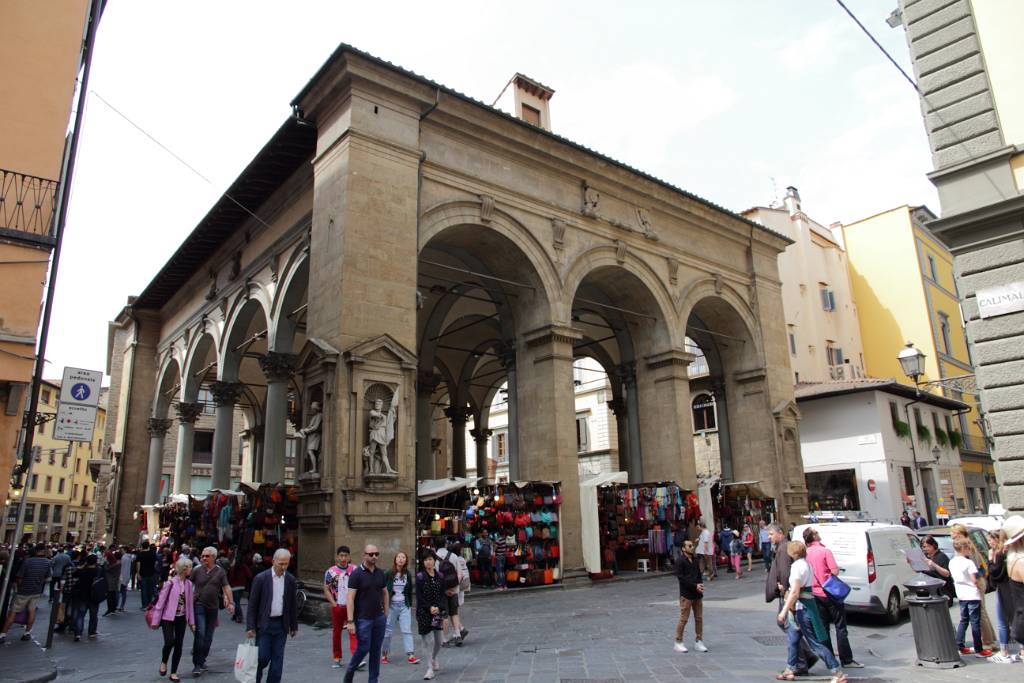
left=493, top=73, right=555, bottom=131
left=784, top=186, right=801, bottom=217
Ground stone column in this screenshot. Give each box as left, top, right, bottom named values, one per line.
left=641, top=349, right=697, bottom=487
left=712, top=379, right=735, bottom=482
left=517, top=324, right=584, bottom=572
left=499, top=344, right=521, bottom=481
left=209, top=381, right=244, bottom=490
left=616, top=363, right=643, bottom=483
left=444, top=406, right=471, bottom=478
left=144, top=418, right=173, bottom=504
left=259, top=352, right=296, bottom=484
left=172, top=402, right=202, bottom=495
left=607, top=398, right=629, bottom=473
left=249, top=424, right=265, bottom=483
left=470, top=427, right=492, bottom=483
left=416, top=372, right=440, bottom=480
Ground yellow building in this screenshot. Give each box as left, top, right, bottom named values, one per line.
left=1, top=380, right=106, bottom=543
left=0, top=0, right=94, bottom=505
left=841, top=205, right=996, bottom=510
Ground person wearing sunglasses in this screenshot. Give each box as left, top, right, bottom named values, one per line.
left=343, top=545, right=389, bottom=683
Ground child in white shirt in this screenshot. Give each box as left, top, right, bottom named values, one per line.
left=948, top=537, right=990, bottom=656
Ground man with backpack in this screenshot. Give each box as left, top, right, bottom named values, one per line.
left=72, top=554, right=103, bottom=640
left=0, top=543, right=50, bottom=642
left=433, top=541, right=468, bottom=646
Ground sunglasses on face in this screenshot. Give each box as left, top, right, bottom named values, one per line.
left=365, top=552, right=380, bottom=557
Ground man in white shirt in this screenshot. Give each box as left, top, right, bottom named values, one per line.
left=949, top=537, right=989, bottom=657
left=246, top=549, right=298, bottom=683
left=696, top=522, right=716, bottom=580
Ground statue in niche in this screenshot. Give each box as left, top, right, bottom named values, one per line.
left=297, top=401, right=322, bottom=474
left=363, top=388, right=399, bottom=475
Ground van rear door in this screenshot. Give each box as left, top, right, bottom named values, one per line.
left=813, top=527, right=870, bottom=608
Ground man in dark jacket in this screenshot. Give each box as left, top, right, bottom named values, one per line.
left=673, top=539, right=708, bottom=653
left=246, top=549, right=298, bottom=683
left=764, top=523, right=817, bottom=675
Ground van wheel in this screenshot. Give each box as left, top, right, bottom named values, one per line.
left=884, top=589, right=901, bottom=625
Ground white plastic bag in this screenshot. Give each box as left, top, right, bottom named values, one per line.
left=234, top=639, right=258, bottom=683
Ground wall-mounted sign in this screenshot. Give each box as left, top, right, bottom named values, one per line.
left=977, top=281, right=1024, bottom=319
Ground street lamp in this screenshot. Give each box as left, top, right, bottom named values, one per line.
left=931, top=445, right=942, bottom=463
left=897, top=342, right=926, bottom=385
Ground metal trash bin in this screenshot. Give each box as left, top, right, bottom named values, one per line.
left=904, top=575, right=962, bottom=668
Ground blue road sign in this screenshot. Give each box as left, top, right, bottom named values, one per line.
left=71, top=383, right=91, bottom=401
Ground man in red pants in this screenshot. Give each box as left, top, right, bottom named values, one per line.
left=323, top=545, right=359, bottom=669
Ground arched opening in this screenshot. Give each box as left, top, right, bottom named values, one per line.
left=145, top=359, right=181, bottom=504
left=416, top=222, right=553, bottom=483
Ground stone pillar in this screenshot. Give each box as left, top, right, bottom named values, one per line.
left=144, top=418, right=172, bottom=504
left=500, top=344, right=521, bottom=481
left=172, top=402, right=202, bottom=494
left=249, top=424, right=265, bottom=483
left=607, top=398, right=629, bottom=473
left=517, top=324, right=583, bottom=572
left=210, top=381, right=244, bottom=490
left=712, top=379, right=734, bottom=482
left=259, top=352, right=296, bottom=484
left=416, top=372, right=440, bottom=480
left=641, top=349, right=697, bottom=487
left=444, top=406, right=471, bottom=478
left=470, top=427, right=492, bottom=483
left=616, top=363, right=643, bottom=483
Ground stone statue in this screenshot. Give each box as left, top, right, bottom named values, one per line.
left=297, top=401, right=322, bottom=474
left=363, top=389, right=399, bottom=475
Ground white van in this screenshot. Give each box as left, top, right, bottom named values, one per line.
left=792, top=522, right=920, bottom=624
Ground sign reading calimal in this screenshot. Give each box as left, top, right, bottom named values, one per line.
left=977, top=281, right=1024, bottom=319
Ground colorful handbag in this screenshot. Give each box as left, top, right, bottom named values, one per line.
left=543, top=569, right=554, bottom=584
left=507, top=569, right=519, bottom=583
left=549, top=544, right=560, bottom=559
left=552, top=567, right=560, bottom=581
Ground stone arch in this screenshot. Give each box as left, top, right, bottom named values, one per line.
left=181, top=331, right=218, bottom=401
left=153, top=356, right=181, bottom=418
left=270, top=246, right=309, bottom=352
left=677, top=278, right=763, bottom=365
left=220, top=295, right=272, bottom=382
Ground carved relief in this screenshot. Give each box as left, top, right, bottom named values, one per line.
left=615, top=239, right=627, bottom=265
left=713, top=273, right=723, bottom=295
left=636, top=207, right=659, bottom=241
left=174, top=401, right=203, bottom=424
left=269, top=252, right=280, bottom=283
left=259, top=351, right=298, bottom=382
left=667, top=257, right=679, bottom=285
left=205, top=268, right=218, bottom=301
left=479, top=195, right=495, bottom=223
left=229, top=251, right=242, bottom=281
left=147, top=417, right=173, bottom=437
left=551, top=218, right=566, bottom=249
left=582, top=181, right=600, bottom=217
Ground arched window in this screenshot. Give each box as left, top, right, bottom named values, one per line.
left=692, top=393, right=717, bottom=433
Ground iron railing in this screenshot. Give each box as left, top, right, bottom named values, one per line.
left=0, top=168, right=58, bottom=239
left=958, top=432, right=990, bottom=455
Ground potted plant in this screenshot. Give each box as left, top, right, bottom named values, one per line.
left=895, top=420, right=911, bottom=441
left=916, top=423, right=932, bottom=445
left=935, top=428, right=949, bottom=447
left=949, top=430, right=963, bottom=449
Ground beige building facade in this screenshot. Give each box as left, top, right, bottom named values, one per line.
left=105, top=45, right=808, bottom=580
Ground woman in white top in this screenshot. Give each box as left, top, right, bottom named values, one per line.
left=776, top=541, right=845, bottom=683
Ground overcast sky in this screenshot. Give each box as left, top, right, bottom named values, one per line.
left=48, top=0, right=935, bottom=380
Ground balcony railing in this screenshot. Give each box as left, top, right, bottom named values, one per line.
left=0, top=168, right=58, bottom=242
left=958, top=432, right=990, bottom=455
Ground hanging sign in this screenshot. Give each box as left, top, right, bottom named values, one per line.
left=54, top=366, right=103, bottom=442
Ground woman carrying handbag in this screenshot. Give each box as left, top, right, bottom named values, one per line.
left=149, top=558, right=196, bottom=681
left=415, top=551, right=446, bottom=680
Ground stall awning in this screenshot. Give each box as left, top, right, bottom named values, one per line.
left=722, top=480, right=767, bottom=498
left=580, top=471, right=629, bottom=574
left=417, top=477, right=478, bottom=502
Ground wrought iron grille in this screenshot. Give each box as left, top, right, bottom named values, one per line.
left=0, top=168, right=59, bottom=238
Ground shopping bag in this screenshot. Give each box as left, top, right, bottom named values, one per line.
left=145, top=603, right=162, bottom=629
left=823, top=574, right=851, bottom=603
left=234, top=639, right=259, bottom=683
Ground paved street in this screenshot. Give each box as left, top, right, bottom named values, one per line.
left=0, top=572, right=1014, bottom=683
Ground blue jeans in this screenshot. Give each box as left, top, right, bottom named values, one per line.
left=140, top=576, right=156, bottom=608
left=193, top=605, right=218, bottom=668
left=347, top=614, right=386, bottom=683
left=382, top=601, right=414, bottom=655
left=72, top=599, right=98, bottom=637
left=761, top=542, right=773, bottom=570
left=786, top=609, right=840, bottom=673
left=495, top=556, right=506, bottom=588
left=957, top=600, right=982, bottom=650
left=256, top=616, right=287, bottom=683
left=994, top=592, right=1009, bottom=646
left=118, top=584, right=128, bottom=610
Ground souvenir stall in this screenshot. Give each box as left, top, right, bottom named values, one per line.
left=708, top=480, right=776, bottom=566
left=595, top=481, right=699, bottom=574
left=417, top=479, right=563, bottom=589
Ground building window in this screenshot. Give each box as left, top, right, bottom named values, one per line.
left=39, top=504, right=49, bottom=523
left=820, top=286, right=836, bottom=311
left=61, top=451, right=69, bottom=468
left=41, top=389, right=51, bottom=405
left=945, top=414, right=954, bottom=436
left=692, top=394, right=717, bottom=432
left=31, top=474, right=38, bottom=490
left=24, top=504, right=34, bottom=523
left=73, top=483, right=78, bottom=499
left=805, top=469, right=860, bottom=510
left=492, top=431, right=508, bottom=465
left=788, top=332, right=797, bottom=356
left=576, top=412, right=590, bottom=453
left=37, top=420, right=44, bottom=434
left=76, top=459, right=82, bottom=474
left=53, top=505, right=62, bottom=524
left=826, top=344, right=844, bottom=367
left=927, top=254, right=937, bottom=282
left=938, top=312, right=952, bottom=354
left=48, top=449, right=55, bottom=465
left=197, top=387, right=216, bottom=415
left=521, top=103, right=541, bottom=126
left=193, top=430, right=214, bottom=465
left=58, top=478, right=65, bottom=494
left=889, top=401, right=900, bottom=430
left=45, top=476, right=52, bottom=493
left=69, top=510, right=77, bottom=525
left=913, top=407, right=923, bottom=434
left=573, top=360, right=585, bottom=386
left=902, top=466, right=914, bottom=496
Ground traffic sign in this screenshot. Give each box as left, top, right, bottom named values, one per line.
left=54, top=402, right=96, bottom=442
left=59, top=367, right=102, bottom=407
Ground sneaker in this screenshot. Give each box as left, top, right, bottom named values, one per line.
left=459, top=628, right=469, bottom=639
left=673, top=641, right=688, bottom=653
left=423, top=668, right=435, bottom=680
left=74, top=635, right=81, bottom=642
left=88, top=633, right=98, bottom=639
left=20, top=633, right=31, bottom=641
left=454, top=636, right=463, bottom=647
left=381, top=655, right=390, bottom=664
left=356, top=660, right=367, bottom=670
left=407, top=655, right=420, bottom=664
left=331, top=661, right=343, bottom=669
left=192, top=667, right=203, bottom=677
left=959, top=647, right=974, bottom=655
left=695, top=640, right=708, bottom=653
left=842, top=660, right=863, bottom=669
left=431, top=659, right=440, bottom=671
left=976, top=649, right=994, bottom=658
left=988, top=653, right=1015, bottom=663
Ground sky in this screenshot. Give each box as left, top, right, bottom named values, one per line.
left=48, top=0, right=937, bottom=380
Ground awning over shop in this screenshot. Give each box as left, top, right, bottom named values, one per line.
left=580, top=471, right=629, bottom=573
left=722, top=480, right=767, bottom=499
left=417, top=477, right=479, bottom=502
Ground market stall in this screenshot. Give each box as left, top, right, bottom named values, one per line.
left=595, top=481, right=699, bottom=574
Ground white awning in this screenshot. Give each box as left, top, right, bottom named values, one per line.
left=417, top=477, right=479, bottom=502
left=580, top=471, right=629, bottom=573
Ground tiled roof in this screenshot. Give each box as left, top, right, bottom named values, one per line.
left=795, top=378, right=969, bottom=410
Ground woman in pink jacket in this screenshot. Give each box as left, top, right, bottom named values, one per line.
left=151, top=557, right=196, bottom=681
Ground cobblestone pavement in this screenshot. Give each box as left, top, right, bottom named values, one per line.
left=6, top=571, right=1015, bottom=682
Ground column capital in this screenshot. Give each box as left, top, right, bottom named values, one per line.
left=249, top=424, right=265, bottom=440
left=444, top=405, right=473, bottom=424
left=147, top=417, right=173, bottom=437
left=607, top=397, right=626, bottom=417
left=417, top=371, right=441, bottom=395
left=209, top=380, right=244, bottom=406
left=469, top=428, right=492, bottom=443
left=497, top=340, right=517, bottom=369
left=174, top=401, right=203, bottom=424
left=615, top=361, right=637, bottom=386
left=259, top=351, right=298, bottom=382
left=522, top=324, right=583, bottom=350
left=645, top=349, right=695, bottom=370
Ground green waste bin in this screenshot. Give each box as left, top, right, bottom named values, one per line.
left=904, top=575, right=962, bottom=668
